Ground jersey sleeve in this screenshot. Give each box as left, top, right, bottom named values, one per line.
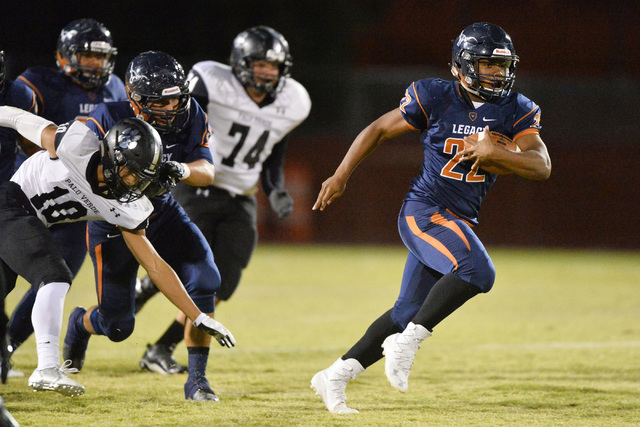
left=86, top=103, right=116, bottom=138
left=187, top=68, right=209, bottom=109
left=7, top=82, right=38, bottom=114
left=512, top=94, right=542, bottom=140
left=399, top=79, right=432, bottom=131
left=182, top=101, right=213, bottom=164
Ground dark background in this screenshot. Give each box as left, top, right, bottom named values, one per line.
left=2, top=1, right=639, bottom=249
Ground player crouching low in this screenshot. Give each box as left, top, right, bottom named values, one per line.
left=0, top=106, right=235, bottom=397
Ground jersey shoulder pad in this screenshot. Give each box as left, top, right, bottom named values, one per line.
left=278, top=78, right=311, bottom=121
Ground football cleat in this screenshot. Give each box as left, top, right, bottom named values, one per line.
left=310, top=358, right=364, bottom=414
left=184, top=377, right=218, bottom=401
left=28, top=361, right=85, bottom=397
left=140, top=343, right=187, bottom=375
left=382, top=322, right=432, bottom=392
left=134, top=276, right=159, bottom=313
left=62, top=307, right=91, bottom=371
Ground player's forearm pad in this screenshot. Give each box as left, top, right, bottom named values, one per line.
left=0, top=106, right=55, bottom=148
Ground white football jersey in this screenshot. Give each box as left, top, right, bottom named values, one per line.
left=11, top=121, right=153, bottom=228
left=188, top=61, right=311, bottom=195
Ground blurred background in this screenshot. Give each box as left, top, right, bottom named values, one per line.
left=2, top=0, right=639, bottom=249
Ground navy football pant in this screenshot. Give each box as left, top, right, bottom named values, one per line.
left=390, top=200, right=495, bottom=329
left=87, top=198, right=219, bottom=342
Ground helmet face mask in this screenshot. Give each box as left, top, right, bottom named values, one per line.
left=451, top=23, right=519, bottom=102
left=56, top=19, right=117, bottom=90
left=230, top=26, right=292, bottom=96
left=100, top=118, right=163, bottom=203
left=125, top=51, right=191, bottom=133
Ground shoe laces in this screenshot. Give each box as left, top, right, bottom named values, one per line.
left=60, top=360, right=80, bottom=375
left=392, top=335, right=421, bottom=372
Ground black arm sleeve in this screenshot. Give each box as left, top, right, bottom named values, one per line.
left=188, top=69, right=209, bottom=112
left=260, top=136, right=289, bottom=196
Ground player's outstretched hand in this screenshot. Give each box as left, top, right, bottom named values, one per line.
left=268, top=190, right=293, bottom=219
left=193, top=314, right=236, bottom=348
left=312, top=175, right=347, bottom=211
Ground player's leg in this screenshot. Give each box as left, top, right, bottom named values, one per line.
left=310, top=250, right=444, bottom=413
left=139, top=187, right=256, bottom=375
left=64, top=221, right=139, bottom=370
left=382, top=203, right=495, bottom=392
left=148, top=201, right=221, bottom=400
left=0, top=182, right=83, bottom=396
left=6, top=221, right=87, bottom=359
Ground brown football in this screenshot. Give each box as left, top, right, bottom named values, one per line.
left=466, top=130, right=520, bottom=174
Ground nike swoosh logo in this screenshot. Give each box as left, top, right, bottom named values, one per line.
left=107, top=233, right=121, bottom=239
left=166, top=144, right=179, bottom=149
left=483, top=118, right=497, bottom=122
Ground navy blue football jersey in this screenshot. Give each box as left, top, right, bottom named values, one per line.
left=16, top=67, right=126, bottom=124
left=0, top=80, right=37, bottom=181
left=86, top=100, right=213, bottom=208
left=400, top=79, right=541, bottom=224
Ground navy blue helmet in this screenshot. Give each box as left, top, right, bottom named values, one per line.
left=230, top=26, right=292, bottom=95
left=56, top=18, right=118, bottom=90
left=451, top=23, right=518, bottom=102
left=125, top=51, right=191, bottom=134
left=100, top=118, right=163, bottom=203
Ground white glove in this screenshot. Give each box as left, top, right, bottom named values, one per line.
left=193, top=313, right=236, bottom=348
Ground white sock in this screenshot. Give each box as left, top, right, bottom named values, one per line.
left=32, top=282, right=70, bottom=370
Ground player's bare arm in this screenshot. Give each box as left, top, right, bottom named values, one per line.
left=120, top=229, right=203, bottom=322
left=313, top=108, right=414, bottom=211
left=121, top=228, right=235, bottom=347
left=461, top=126, right=551, bottom=180
left=182, top=158, right=215, bottom=186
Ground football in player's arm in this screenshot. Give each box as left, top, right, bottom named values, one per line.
left=310, top=22, right=550, bottom=414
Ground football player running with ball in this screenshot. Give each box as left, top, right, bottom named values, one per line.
left=132, top=26, right=311, bottom=374
left=310, top=22, right=551, bottom=414
left=0, top=108, right=233, bottom=397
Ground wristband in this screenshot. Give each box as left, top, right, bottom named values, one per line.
left=192, top=312, right=207, bottom=326
left=180, top=163, right=191, bottom=180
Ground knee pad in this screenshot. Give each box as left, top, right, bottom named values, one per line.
left=91, top=309, right=135, bottom=342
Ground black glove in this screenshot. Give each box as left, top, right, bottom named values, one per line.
left=193, top=315, right=236, bottom=348
left=268, top=190, right=293, bottom=220
left=159, top=161, right=188, bottom=190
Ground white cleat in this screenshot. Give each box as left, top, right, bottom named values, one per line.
left=382, top=322, right=432, bottom=392
left=28, top=360, right=85, bottom=397
left=311, top=358, right=364, bottom=414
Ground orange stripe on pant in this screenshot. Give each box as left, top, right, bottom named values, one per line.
left=430, top=212, right=471, bottom=251
left=405, top=215, right=459, bottom=270
left=95, top=244, right=103, bottom=304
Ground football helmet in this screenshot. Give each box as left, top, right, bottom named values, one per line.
left=230, top=26, right=292, bottom=95
left=56, top=18, right=118, bottom=90
left=125, top=51, right=191, bottom=134
left=451, top=22, right=518, bottom=102
left=100, top=118, right=163, bottom=203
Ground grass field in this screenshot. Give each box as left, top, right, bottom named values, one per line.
left=3, top=245, right=640, bottom=426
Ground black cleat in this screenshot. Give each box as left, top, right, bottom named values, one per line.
left=140, top=344, right=187, bottom=375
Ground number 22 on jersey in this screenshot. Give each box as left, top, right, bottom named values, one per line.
left=440, top=138, right=486, bottom=182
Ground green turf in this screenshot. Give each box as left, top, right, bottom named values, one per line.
left=3, top=245, right=640, bottom=426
